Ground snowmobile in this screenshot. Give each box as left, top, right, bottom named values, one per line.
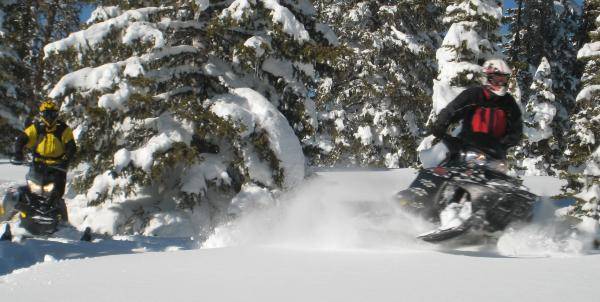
left=0, top=161, right=91, bottom=242
left=395, top=136, right=539, bottom=243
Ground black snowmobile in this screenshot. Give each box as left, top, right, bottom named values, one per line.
left=396, top=136, right=538, bottom=243
left=1, top=161, right=91, bottom=241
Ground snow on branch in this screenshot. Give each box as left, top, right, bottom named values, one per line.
left=576, top=85, right=600, bottom=103
left=578, top=42, right=600, bottom=60
left=86, top=6, right=122, bottom=24
left=114, top=113, right=194, bottom=172
left=140, top=45, right=200, bottom=61
left=262, top=0, right=310, bottom=42
left=195, top=0, right=210, bottom=12
left=49, top=62, right=124, bottom=98
left=44, top=7, right=171, bottom=58
left=49, top=46, right=201, bottom=99
left=122, top=21, right=165, bottom=49
left=388, top=25, right=424, bottom=54
left=221, top=0, right=310, bottom=43
left=221, top=0, right=254, bottom=20
left=444, top=0, right=502, bottom=24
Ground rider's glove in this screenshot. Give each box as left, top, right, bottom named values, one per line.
left=443, top=136, right=462, bottom=154
left=430, top=123, right=446, bottom=138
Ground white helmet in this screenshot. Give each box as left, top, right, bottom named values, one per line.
left=482, top=59, right=512, bottom=96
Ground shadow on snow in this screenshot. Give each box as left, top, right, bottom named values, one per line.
left=0, top=235, right=198, bottom=276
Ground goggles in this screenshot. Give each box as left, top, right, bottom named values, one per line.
left=487, top=73, right=510, bottom=87
left=42, top=110, right=59, bottom=123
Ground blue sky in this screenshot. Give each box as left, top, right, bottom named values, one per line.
left=505, top=0, right=517, bottom=8
left=79, top=4, right=95, bottom=23
left=505, top=0, right=583, bottom=8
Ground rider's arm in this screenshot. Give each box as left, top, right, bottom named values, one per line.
left=14, top=125, right=37, bottom=158
left=431, top=88, right=476, bottom=138
left=500, top=97, right=523, bottom=148
left=61, top=127, right=77, bottom=163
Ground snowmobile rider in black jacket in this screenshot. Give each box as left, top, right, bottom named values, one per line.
left=12, top=100, right=77, bottom=204
left=431, top=59, right=523, bottom=160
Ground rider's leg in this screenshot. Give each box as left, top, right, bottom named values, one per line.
left=49, top=169, right=68, bottom=222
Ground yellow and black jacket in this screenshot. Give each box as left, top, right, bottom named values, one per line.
left=16, top=121, right=77, bottom=165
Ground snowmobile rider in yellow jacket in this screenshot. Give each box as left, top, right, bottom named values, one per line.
left=12, top=100, right=77, bottom=202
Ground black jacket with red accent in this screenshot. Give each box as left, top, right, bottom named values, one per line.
left=431, top=86, right=523, bottom=159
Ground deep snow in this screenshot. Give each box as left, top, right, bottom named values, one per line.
left=1, top=164, right=599, bottom=302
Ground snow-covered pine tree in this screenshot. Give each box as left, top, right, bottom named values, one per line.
left=505, top=1, right=580, bottom=100
left=203, top=0, right=340, bottom=163
left=505, top=0, right=554, bottom=100
left=30, top=1, right=82, bottom=98
left=0, top=1, right=35, bottom=154
left=0, top=1, right=82, bottom=155
left=311, top=0, right=444, bottom=168
left=504, top=0, right=581, bottom=174
left=564, top=1, right=600, bottom=233
left=517, top=57, right=558, bottom=175
left=43, top=1, right=327, bottom=236
left=420, top=0, right=503, bottom=167
left=551, top=1, right=581, bottom=104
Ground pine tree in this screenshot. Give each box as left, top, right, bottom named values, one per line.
left=517, top=57, right=558, bottom=176
left=505, top=0, right=581, bottom=174
left=564, top=0, right=600, bottom=233
left=0, top=1, right=34, bottom=154
left=32, top=1, right=82, bottom=98
left=420, top=0, right=503, bottom=167
left=0, top=1, right=83, bottom=155
left=44, top=1, right=328, bottom=235
left=204, top=0, right=339, bottom=157
left=312, top=0, right=445, bottom=168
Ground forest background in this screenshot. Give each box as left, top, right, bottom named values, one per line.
left=0, top=0, right=598, bottom=236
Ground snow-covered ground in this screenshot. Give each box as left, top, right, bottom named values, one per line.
left=1, top=164, right=599, bottom=302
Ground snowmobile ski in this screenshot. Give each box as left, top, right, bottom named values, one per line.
left=418, top=224, right=470, bottom=242
left=0, top=223, right=96, bottom=243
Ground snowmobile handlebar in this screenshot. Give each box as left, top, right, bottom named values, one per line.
left=440, top=134, right=505, bottom=160
left=10, top=160, right=67, bottom=173
left=2, top=153, right=68, bottom=173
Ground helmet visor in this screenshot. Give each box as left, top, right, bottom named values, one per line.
left=42, top=110, right=59, bottom=124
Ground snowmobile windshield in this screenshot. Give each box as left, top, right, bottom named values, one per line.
left=27, top=169, right=47, bottom=186
left=26, top=167, right=57, bottom=197
left=462, top=151, right=508, bottom=174
left=27, top=164, right=62, bottom=185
